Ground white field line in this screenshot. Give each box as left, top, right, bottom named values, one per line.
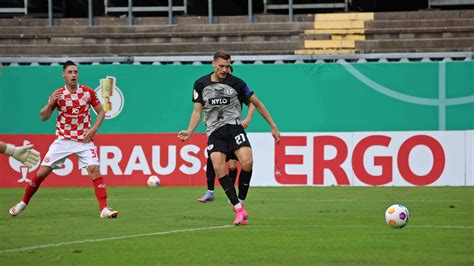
left=1, top=224, right=472, bottom=254
left=0, top=225, right=233, bottom=254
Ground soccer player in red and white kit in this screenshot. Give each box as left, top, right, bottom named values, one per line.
left=9, top=60, right=118, bottom=219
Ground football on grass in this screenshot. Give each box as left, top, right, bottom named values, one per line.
left=385, top=204, right=409, bottom=228
left=147, top=175, right=160, bottom=187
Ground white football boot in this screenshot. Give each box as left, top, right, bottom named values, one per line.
left=197, top=191, right=215, bottom=203
left=9, top=201, right=27, bottom=217
left=100, top=207, right=119, bottom=219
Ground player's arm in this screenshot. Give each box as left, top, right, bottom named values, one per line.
left=242, top=103, right=255, bottom=129
left=84, top=103, right=105, bottom=143
left=249, top=94, right=280, bottom=143
left=0, top=141, right=40, bottom=168
left=178, top=103, right=203, bottom=142
left=0, top=142, right=6, bottom=154
left=40, top=89, right=61, bottom=121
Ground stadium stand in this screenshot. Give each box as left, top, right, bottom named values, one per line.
left=0, top=15, right=313, bottom=56
left=296, top=9, right=474, bottom=54
left=296, top=12, right=373, bottom=55
left=359, top=10, right=474, bottom=53
left=0, top=1, right=473, bottom=60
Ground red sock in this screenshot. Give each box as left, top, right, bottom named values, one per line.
left=22, top=174, right=45, bottom=205
left=93, top=177, right=108, bottom=211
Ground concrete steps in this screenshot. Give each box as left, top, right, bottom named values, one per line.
left=0, top=20, right=312, bottom=56
left=374, top=10, right=474, bottom=20
left=305, top=28, right=365, bottom=34
left=0, top=22, right=313, bottom=34
left=2, top=11, right=474, bottom=56
left=358, top=15, right=474, bottom=53
left=0, top=14, right=316, bottom=27
left=0, top=30, right=305, bottom=45
left=295, top=48, right=355, bottom=55
left=296, top=12, right=373, bottom=55
left=365, top=26, right=474, bottom=40
left=305, top=39, right=356, bottom=49
left=0, top=40, right=304, bottom=56
left=365, top=19, right=474, bottom=29
left=297, top=10, right=474, bottom=55
left=356, top=38, right=474, bottom=52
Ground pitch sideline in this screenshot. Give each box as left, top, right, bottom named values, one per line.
left=1, top=223, right=472, bottom=254
left=0, top=224, right=233, bottom=254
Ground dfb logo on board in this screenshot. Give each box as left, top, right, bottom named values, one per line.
left=94, top=76, right=125, bottom=119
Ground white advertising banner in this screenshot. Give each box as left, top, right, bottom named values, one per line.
left=248, top=131, right=468, bottom=187
left=466, top=131, right=474, bottom=186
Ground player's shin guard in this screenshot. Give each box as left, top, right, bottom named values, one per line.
left=21, top=174, right=45, bottom=205
left=229, top=168, right=238, bottom=186
left=92, top=177, right=108, bottom=211
left=218, top=175, right=240, bottom=205
left=206, top=159, right=215, bottom=191
left=238, top=170, right=252, bottom=201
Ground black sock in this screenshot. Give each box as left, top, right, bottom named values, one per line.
left=238, top=170, right=252, bottom=201
left=206, top=158, right=215, bottom=191
left=228, top=168, right=238, bottom=186
left=218, top=175, right=240, bottom=205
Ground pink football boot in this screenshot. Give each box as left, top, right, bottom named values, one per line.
left=233, top=206, right=248, bottom=225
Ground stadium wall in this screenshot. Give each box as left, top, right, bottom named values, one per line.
left=0, top=62, right=473, bottom=187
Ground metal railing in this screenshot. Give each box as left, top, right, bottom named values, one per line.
left=265, top=0, right=349, bottom=22
left=1, top=52, right=471, bottom=66
left=0, top=0, right=27, bottom=14
left=428, top=0, right=474, bottom=8
left=1, top=0, right=351, bottom=25
left=3, top=0, right=474, bottom=27
left=104, top=0, right=187, bottom=25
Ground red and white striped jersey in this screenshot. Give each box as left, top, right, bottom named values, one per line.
left=52, top=84, right=101, bottom=141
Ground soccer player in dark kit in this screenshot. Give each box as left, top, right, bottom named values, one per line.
left=178, top=50, right=280, bottom=225
left=197, top=65, right=256, bottom=203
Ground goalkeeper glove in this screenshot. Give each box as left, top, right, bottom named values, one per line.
left=4, top=144, right=41, bottom=168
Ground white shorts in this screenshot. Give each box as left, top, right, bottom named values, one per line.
left=41, top=139, right=100, bottom=170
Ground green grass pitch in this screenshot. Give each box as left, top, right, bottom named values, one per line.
left=0, top=186, right=473, bottom=265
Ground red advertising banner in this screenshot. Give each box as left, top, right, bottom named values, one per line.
left=0, top=134, right=209, bottom=187
left=1, top=131, right=471, bottom=187
left=264, top=131, right=466, bottom=186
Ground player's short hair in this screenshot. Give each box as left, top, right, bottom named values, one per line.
left=213, top=50, right=231, bottom=61
left=63, top=60, right=77, bottom=71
